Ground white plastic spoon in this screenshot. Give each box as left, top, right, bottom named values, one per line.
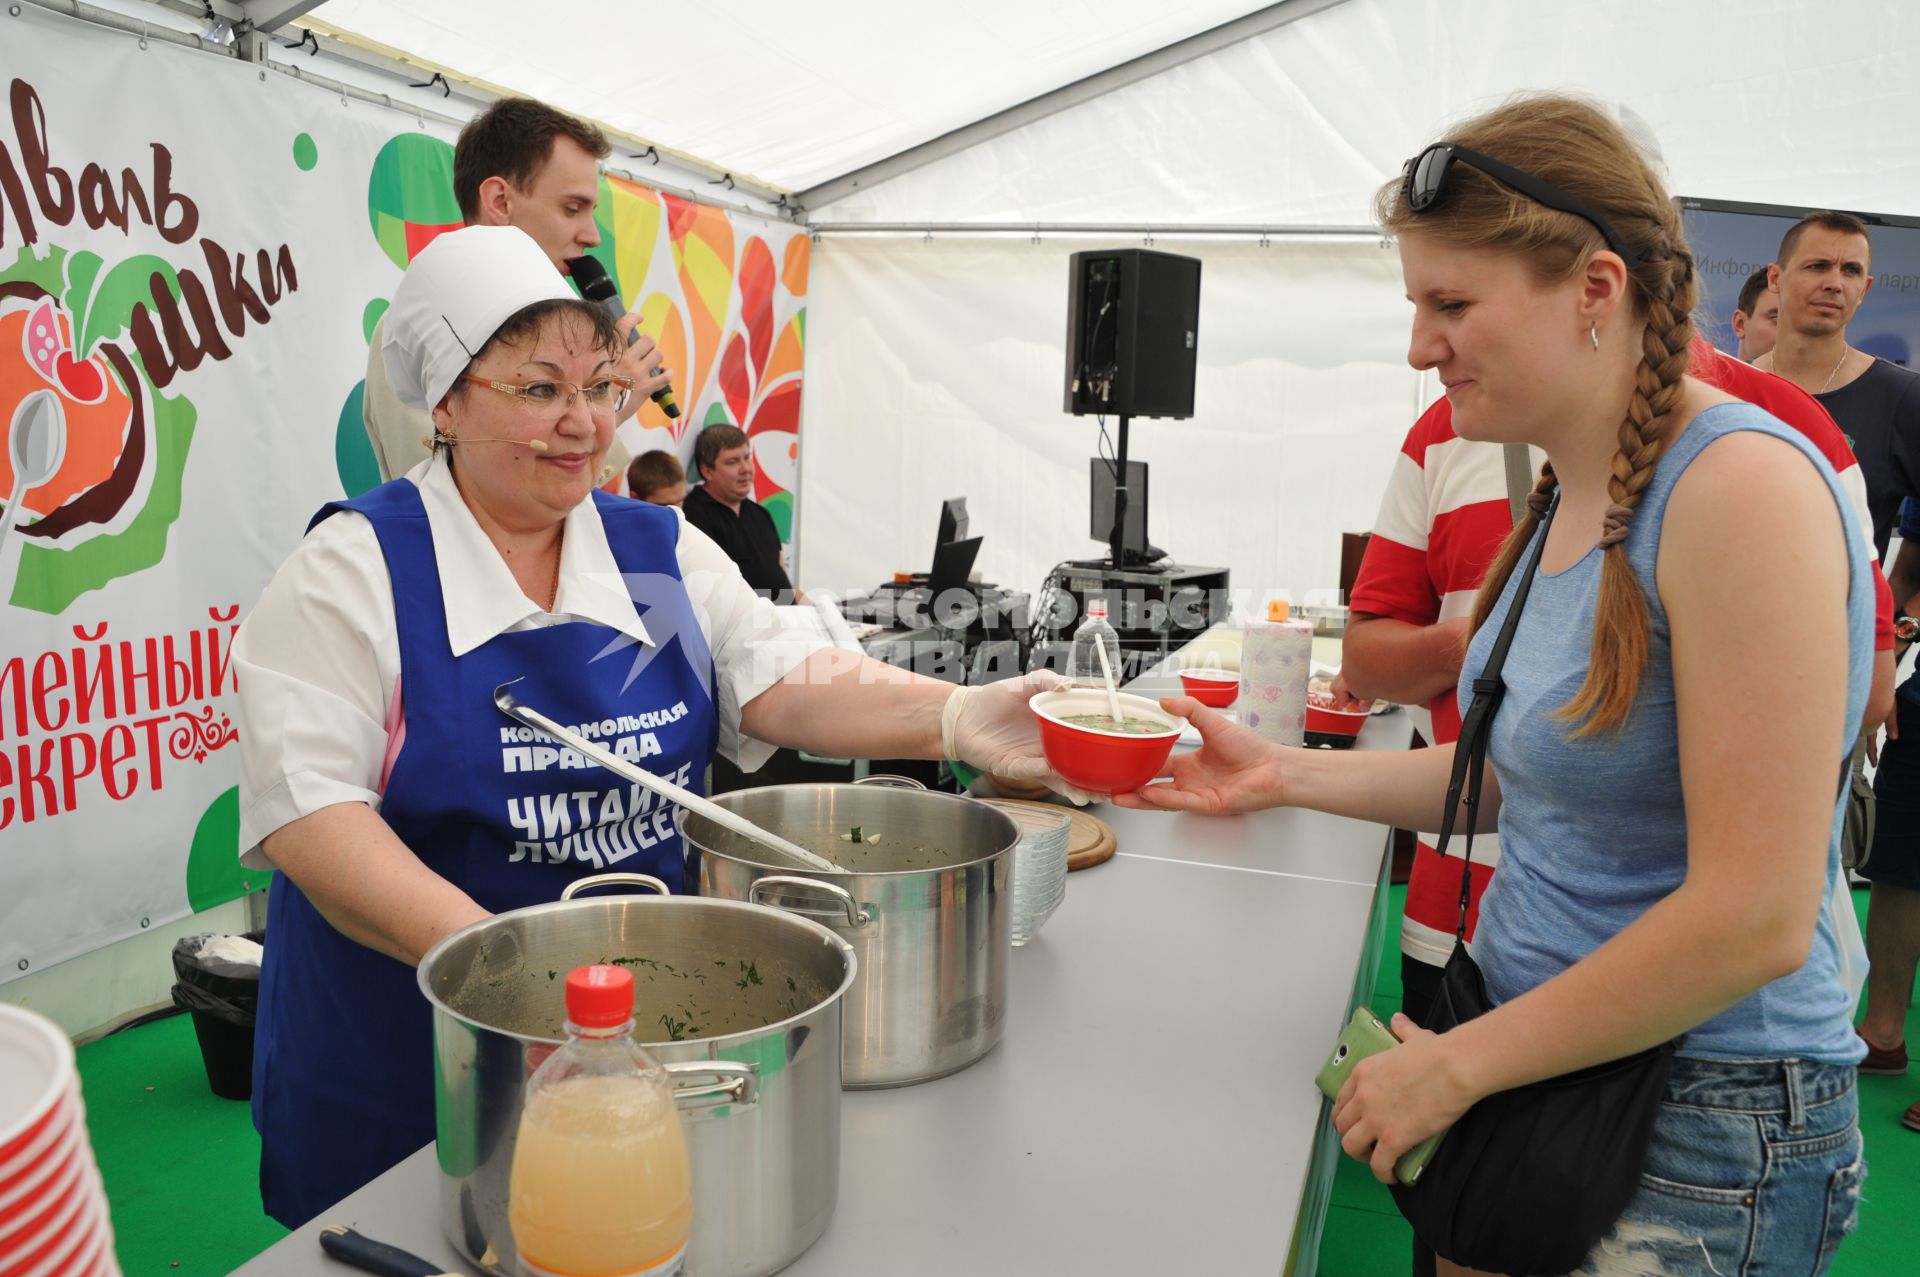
left=1091, top=632, right=1124, bottom=724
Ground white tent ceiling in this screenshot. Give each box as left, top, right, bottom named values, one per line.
left=809, top=0, right=1920, bottom=227
left=295, top=0, right=1919, bottom=226
left=304, top=0, right=1279, bottom=194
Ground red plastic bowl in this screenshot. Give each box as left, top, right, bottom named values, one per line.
left=1305, top=699, right=1371, bottom=739
left=1031, top=688, right=1183, bottom=796
left=1178, top=669, right=1239, bottom=708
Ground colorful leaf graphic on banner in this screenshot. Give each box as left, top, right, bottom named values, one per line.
left=663, top=193, right=734, bottom=421
left=743, top=308, right=807, bottom=516
left=739, top=237, right=775, bottom=384
left=782, top=235, right=811, bottom=299
left=750, top=401, right=801, bottom=515
left=753, top=378, right=803, bottom=435
left=760, top=489, right=793, bottom=542
left=77, top=253, right=182, bottom=361
left=367, top=134, right=461, bottom=270
left=637, top=292, right=689, bottom=434
left=764, top=314, right=806, bottom=397
left=718, top=333, right=751, bottom=428
left=605, top=175, right=665, bottom=305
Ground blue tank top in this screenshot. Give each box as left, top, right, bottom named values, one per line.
left=1463, top=401, right=1872, bottom=1064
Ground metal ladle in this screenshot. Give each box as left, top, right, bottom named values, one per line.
left=492, top=679, right=844, bottom=874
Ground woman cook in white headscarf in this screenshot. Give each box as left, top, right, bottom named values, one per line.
left=233, top=224, right=1069, bottom=1225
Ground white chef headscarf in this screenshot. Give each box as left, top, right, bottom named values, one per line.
left=381, top=224, right=578, bottom=410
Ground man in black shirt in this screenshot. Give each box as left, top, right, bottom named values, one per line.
left=1761, top=211, right=1920, bottom=1104
left=1758, top=210, right=1920, bottom=559
left=683, top=424, right=801, bottom=602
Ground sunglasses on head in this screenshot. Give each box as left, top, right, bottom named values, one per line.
left=1402, top=142, right=1642, bottom=269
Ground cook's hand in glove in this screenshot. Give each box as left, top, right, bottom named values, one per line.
left=945, top=672, right=1093, bottom=805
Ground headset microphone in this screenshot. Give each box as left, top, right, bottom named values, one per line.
left=423, top=435, right=550, bottom=452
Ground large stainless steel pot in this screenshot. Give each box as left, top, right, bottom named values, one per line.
left=417, top=873, right=857, bottom=1277
left=682, top=784, right=1020, bottom=1088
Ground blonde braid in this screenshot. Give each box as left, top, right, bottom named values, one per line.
left=1558, top=252, right=1696, bottom=734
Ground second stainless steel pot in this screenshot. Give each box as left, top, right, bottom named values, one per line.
left=682, top=784, right=1021, bottom=1088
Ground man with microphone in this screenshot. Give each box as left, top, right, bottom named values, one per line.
left=362, top=97, right=674, bottom=484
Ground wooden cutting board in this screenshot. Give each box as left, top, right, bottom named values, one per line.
left=990, top=800, right=1117, bottom=871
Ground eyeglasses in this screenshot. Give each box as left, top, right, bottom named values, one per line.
left=1401, top=143, right=1642, bottom=269
left=460, top=375, right=633, bottom=420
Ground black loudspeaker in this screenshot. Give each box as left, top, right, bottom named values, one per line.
left=1063, top=248, right=1201, bottom=419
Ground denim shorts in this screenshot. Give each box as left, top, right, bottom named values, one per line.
left=1565, top=1056, right=1863, bottom=1277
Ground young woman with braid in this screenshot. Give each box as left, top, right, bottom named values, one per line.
left=1118, top=94, right=1869, bottom=1276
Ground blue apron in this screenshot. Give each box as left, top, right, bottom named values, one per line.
left=251, top=480, right=718, bottom=1227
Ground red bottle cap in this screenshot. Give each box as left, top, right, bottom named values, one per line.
left=564, top=964, right=634, bottom=1028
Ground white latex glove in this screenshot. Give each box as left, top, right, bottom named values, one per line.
left=944, top=671, right=1094, bottom=805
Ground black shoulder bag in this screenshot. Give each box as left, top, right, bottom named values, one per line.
left=1387, top=494, right=1677, bottom=1277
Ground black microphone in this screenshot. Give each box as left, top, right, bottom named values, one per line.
left=568, top=256, right=680, bottom=419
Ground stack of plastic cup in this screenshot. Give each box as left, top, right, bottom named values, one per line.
left=0, top=1004, right=122, bottom=1277
left=979, top=800, right=1073, bottom=946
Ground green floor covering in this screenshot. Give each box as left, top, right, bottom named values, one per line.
left=74, top=885, right=1920, bottom=1275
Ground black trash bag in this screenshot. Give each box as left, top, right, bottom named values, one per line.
left=169, top=931, right=264, bottom=1101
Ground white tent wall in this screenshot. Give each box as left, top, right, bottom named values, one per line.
left=809, top=0, right=1920, bottom=227
left=798, top=234, right=1421, bottom=610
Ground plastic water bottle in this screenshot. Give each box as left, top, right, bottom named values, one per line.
left=509, top=965, right=693, bottom=1277
left=1069, top=597, right=1122, bottom=687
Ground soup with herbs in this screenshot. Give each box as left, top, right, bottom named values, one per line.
left=1060, top=713, right=1174, bottom=735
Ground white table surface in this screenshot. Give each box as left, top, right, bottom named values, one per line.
left=233, top=651, right=1409, bottom=1277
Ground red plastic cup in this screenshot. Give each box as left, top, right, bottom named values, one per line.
left=1178, top=668, right=1239, bottom=708
left=0, top=1129, right=84, bottom=1242
left=0, top=1152, right=85, bottom=1252
left=0, top=1009, right=73, bottom=1169
left=0, top=1166, right=96, bottom=1277
left=1305, top=698, right=1371, bottom=741
left=0, top=1097, right=76, bottom=1199
left=1031, top=688, right=1183, bottom=796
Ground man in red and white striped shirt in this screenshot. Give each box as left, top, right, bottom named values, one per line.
left=1343, top=340, right=1893, bottom=1029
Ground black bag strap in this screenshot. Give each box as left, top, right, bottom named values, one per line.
left=1435, top=493, right=1559, bottom=940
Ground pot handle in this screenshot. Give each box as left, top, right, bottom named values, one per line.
left=662, top=1060, right=758, bottom=1111
left=561, top=872, right=671, bottom=902
left=852, top=773, right=926, bottom=790
left=750, top=875, right=875, bottom=929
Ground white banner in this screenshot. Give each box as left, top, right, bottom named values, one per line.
left=0, top=6, right=811, bottom=981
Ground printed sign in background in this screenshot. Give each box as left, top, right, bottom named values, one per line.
left=0, top=6, right=809, bottom=981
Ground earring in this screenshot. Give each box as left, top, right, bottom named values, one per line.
left=1590, top=324, right=1600, bottom=352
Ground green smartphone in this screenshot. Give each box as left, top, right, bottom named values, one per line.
left=1313, top=1006, right=1447, bottom=1186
